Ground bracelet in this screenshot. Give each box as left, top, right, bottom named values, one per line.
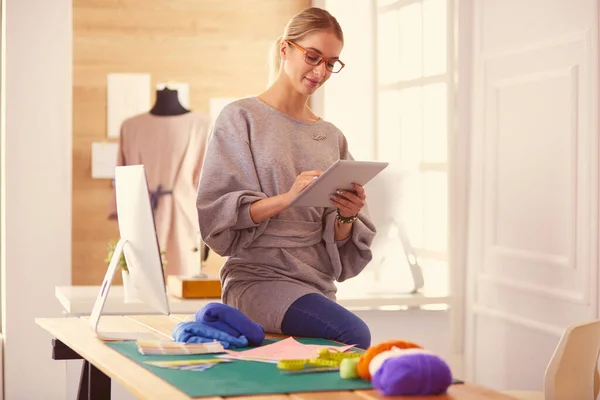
left=336, top=208, right=358, bottom=224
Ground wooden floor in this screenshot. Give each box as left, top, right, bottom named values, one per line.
left=35, top=314, right=517, bottom=400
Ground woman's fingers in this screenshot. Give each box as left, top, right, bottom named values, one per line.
left=331, top=193, right=362, bottom=215
left=330, top=184, right=367, bottom=217
left=330, top=198, right=358, bottom=216
left=301, top=170, right=323, bottom=177
left=352, top=183, right=366, bottom=200
left=333, top=190, right=364, bottom=208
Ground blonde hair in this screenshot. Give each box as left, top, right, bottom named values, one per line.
left=268, top=7, right=344, bottom=85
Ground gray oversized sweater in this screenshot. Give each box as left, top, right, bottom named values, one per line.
left=196, top=97, right=376, bottom=333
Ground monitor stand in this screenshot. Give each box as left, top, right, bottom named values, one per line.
left=89, top=238, right=160, bottom=341
left=368, top=219, right=425, bottom=295
left=397, top=220, right=424, bottom=294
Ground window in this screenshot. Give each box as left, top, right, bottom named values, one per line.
left=335, top=0, right=454, bottom=298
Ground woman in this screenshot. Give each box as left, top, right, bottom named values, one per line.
left=196, top=7, right=376, bottom=349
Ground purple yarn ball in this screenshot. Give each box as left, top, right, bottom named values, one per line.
left=372, top=352, right=453, bottom=396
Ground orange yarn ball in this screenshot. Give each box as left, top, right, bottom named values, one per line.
left=357, top=340, right=423, bottom=380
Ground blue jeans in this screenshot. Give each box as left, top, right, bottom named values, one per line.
left=281, top=293, right=371, bottom=350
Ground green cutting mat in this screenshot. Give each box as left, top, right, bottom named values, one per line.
left=105, top=338, right=373, bottom=398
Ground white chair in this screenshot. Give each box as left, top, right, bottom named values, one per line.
left=503, top=319, right=600, bottom=400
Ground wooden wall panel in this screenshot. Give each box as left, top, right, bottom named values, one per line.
left=72, top=0, right=310, bottom=285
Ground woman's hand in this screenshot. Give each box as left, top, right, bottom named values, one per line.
left=284, top=170, right=323, bottom=203
left=251, top=170, right=323, bottom=223
left=331, top=183, right=366, bottom=217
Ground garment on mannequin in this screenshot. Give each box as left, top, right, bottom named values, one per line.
left=149, top=87, right=190, bottom=116
left=108, top=105, right=210, bottom=276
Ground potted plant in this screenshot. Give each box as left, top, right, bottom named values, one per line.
left=105, top=239, right=167, bottom=302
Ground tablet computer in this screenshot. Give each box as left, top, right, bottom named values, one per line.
left=289, top=159, right=389, bottom=207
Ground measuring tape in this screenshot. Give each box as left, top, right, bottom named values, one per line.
left=277, top=349, right=362, bottom=371
left=318, top=348, right=362, bottom=361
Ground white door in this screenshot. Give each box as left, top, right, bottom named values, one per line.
left=465, top=0, right=598, bottom=391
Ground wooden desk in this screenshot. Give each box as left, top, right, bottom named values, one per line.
left=35, top=314, right=515, bottom=400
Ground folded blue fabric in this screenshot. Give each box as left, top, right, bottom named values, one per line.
left=195, top=302, right=265, bottom=346
left=172, top=321, right=249, bottom=349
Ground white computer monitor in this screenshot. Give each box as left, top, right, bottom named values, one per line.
left=89, top=165, right=170, bottom=341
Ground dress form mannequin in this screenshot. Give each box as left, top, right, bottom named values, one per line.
left=148, top=86, right=213, bottom=274
left=110, top=86, right=208, bottom=278
left=149, top=88, right=190, bottom=116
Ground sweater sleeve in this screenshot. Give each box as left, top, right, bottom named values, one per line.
left=196, top=111, right=269, bottom=257
left=322, top=135, right=377, bottom=282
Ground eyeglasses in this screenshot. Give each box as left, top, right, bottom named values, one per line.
left=286, top=40, right=345, bottom=73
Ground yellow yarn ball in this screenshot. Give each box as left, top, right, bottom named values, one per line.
left=340, top=358, right=360, bottom=379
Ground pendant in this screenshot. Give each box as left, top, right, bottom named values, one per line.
left=312, top=133, right=327, bottom=141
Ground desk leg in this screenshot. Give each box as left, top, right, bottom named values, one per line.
left=52, top=340, right=111, bottom=400
left=77, top=362, right=89, bottom=400
left=77, top=361, right=111, bottom=400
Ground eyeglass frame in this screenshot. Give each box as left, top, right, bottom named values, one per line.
left=285, top=40, right=345, bottom=73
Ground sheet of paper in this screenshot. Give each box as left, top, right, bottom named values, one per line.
left=219, top=337, right=356, bottom=363
left=107, top=73, right=151, bottom=138
left=145, top=359, right=228, bottom=371
left=136, top=339, right=224, bottom=355
left=91, top=142, right=119, bottom=179
left=157, top=82, right=190, bottom=109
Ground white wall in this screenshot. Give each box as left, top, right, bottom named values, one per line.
left=2, top=0, right=72, bottom=399
left=359, top=309, right=453, bottom=356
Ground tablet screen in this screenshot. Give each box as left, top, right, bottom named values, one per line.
left=290, top=160, right=389, bottom=207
